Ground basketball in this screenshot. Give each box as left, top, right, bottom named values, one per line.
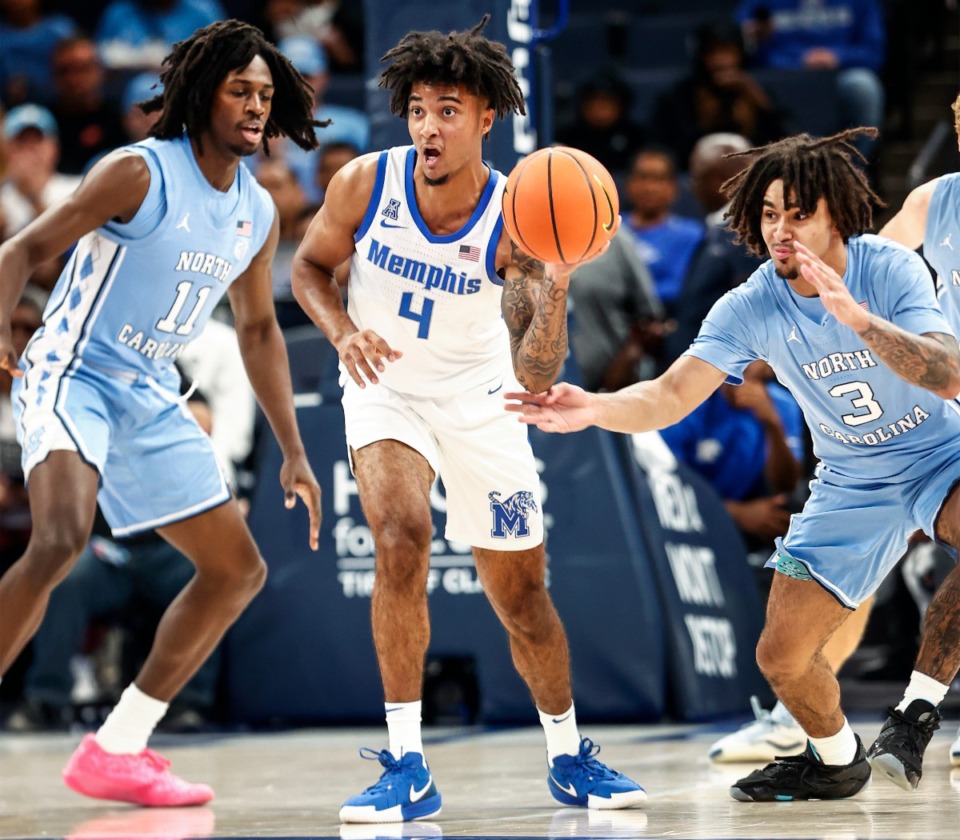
left=501, top=146, right=619, bottom=265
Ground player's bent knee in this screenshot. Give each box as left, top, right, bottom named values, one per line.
left=755, top=635, right=809, bottom=683
left=21, top=531, right=90, bottom=587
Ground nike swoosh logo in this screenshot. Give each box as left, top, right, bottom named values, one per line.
left=380, top=220, right=405, bottom=228
left=385, top=706, right=404, bottom=713
left=551, top=711, right=572, bottom=724
left=487, top=382, right=503, bottom=395
left=766, top=738, right=804, bottom=751
left=550, top=772, right=577, bottom=797
left=409, top=775, right=433, bottom=802
left=594, top=175, right=616, bottom=233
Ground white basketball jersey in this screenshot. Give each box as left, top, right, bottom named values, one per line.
left=348, top=146, right=510, bottom=397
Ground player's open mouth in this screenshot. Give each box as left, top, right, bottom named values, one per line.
left=421, top=147, right=441, bottom=166
left=240, top=123, right=263, bottom=144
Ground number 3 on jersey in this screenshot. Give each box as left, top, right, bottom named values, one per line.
left=156, top=281, right=211, bottom=336
left=399, top=291, right=434, bottom=339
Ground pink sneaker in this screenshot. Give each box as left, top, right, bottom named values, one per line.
left=62, top=734, right=214, bottom=807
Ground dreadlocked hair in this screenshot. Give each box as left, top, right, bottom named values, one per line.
left=723, top=127, right=884, bottom=257
left=378, top=14, right=525, bottom=122
left=145, top=19, right=323, bottom=156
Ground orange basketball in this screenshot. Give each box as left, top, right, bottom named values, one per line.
left=501, top=146, right=619, bottom=265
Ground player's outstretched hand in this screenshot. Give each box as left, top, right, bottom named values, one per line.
left=337, top=329, right=402, bottom=387
left=0, top=330, right=22, bottom=378
left=504, top=382, right=596, bottom=433
left=281, top=454, right=322, bottom=551
left=795, top=241, right=869, bottom=332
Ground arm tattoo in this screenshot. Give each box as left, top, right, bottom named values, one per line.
left=859, top=321, right=960, bottom=392
left=501, top=242, right=568, bottom=392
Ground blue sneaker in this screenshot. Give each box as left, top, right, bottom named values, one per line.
left=547, top=738, right=647, bottom=809
left=339, top=748, right=442, bottom=824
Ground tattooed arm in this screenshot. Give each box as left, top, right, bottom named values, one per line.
left=858, top=326, right=960, bottom=397
left=497, top=236, right=571, bottom=393
left=795, top=242, right=960, bottom=398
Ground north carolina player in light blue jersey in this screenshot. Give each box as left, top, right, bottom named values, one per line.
left=878, top=91, right=960, bottom=774
left=293, top=16, right=646, bottom=824
left=0, top=21, right=322, bottom=808
left=508, top=128, right=960, bottom=803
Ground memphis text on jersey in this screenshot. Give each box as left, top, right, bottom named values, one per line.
left=366, top=238, right=482, bottom=295
left=800, top=346, right=931, bottom=446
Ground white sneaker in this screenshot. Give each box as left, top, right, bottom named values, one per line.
left=951, top=726, right=960, bottom=767
left=708, top=697, right=807, bottom=763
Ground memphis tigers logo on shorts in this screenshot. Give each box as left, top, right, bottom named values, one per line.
left=489, top=490, right=538, bottom=539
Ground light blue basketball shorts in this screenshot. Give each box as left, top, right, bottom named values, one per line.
left=13, top=360, right=230, bottom=537
left=769, top=461, right=960, bottom=608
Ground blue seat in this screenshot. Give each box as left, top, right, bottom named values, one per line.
left=323, top=73, right=367, bottom=110
left=283, top=325, right=342, bottom=402
left=620, top=14, right=706, bottom=70
left=751, top=68, right=841, bottom=138
left=620, top=66, right=686, bottom=127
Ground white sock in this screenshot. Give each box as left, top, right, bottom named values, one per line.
left=386, top=701, right=423, bottom=758
left=809, top=718, right=858, bottom=766
left=770, top=701, right=799, bottom=728
left=895, top=670, right=949, bottom=712
left=538, top=702, right=581, bottom=763
left=96, top=683, right=169, bottom=755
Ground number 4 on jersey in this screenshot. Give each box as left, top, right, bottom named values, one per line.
left=399, top=291, right=434, bottom=339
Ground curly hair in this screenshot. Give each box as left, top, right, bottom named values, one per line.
left=723, top=128, right=883, bottom=256
left=144, top=19, right=322, bottom=156
left=378, top=15, right=525, bottom=122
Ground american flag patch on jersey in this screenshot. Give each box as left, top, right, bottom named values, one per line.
left=236, top=220, right=252, bottom=237
left=459, top=244, right=480, bottom=262
left=858, top=300, right=869, bottom=311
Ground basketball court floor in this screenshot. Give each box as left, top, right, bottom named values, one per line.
left=1, top=718, right=958, bottom=839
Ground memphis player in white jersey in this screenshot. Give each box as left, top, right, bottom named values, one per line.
left=0, top=21, right=322, bottom=807
left=293, top=16, right=645, bottom=825
left=877, top=92, right=960, bottom=772
left=508, top=128, right=960, bottom=803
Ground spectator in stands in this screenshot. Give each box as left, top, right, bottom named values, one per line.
left=5, top=394, right=226, bottom=735
left=278, top=34, right=369, bottom=205
left=0, top=0, right=77, bottom=108
left=315, top=139, right=359, bottom=206
left=735, top=0, right=886, bottom=158
left=0, top=103, right=80, bottom=288
left=49, top=35, right=128, bottom=175
left=568, top=227, right=667, bottom=392
left=285, top=0, right=365, bottom=73
left=650, top=20, right=785, bottom=170
left=256, top=158, right=314, bottom=330
left=554, top=67, right=649, bottom=177
left=664, top=133, right=765, bottom=364
left=96, top=0, right=227, bottom=71
left=120, top=72, right=163, bottom=143
left=660, top=361, right=803, bottom=552
left=622, top=146, right=705, bottom=318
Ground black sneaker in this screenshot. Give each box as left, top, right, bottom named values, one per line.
left=730, top=736, right=871, bottom=801
left=867, top=699, right=941, bottom=791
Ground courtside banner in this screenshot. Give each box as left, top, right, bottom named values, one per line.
left=620, top=434, right=769, bottom=721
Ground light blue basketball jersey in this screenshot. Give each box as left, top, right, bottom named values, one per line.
left=685, top=234, right=960, bottom=483
left=30, top=134, right=274, bottom=386
left=923, top=172, right=960, bottom=335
